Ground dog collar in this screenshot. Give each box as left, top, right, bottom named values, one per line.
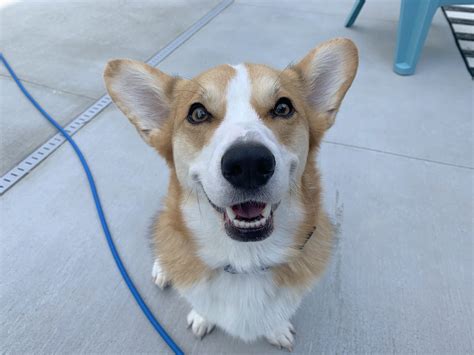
left=223, top=225, right=317, bottom=274
left=223, top=264, right=270, bottom=274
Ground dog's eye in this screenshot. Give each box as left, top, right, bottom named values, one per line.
left=187, top=103, right=211, bottom=124
left=272, top=97, right=295, bottom=118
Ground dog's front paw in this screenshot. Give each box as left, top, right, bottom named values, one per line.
left=151, top=259, right=170, bottom=289
left=187, top=309, right=215, bottom=339
left=265, top=321, right=295, bottom=351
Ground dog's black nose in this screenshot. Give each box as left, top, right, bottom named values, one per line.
left=221, top=143, right=275, bottom=189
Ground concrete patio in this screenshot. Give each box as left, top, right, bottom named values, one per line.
left=1, top=0, right=472, bottom=353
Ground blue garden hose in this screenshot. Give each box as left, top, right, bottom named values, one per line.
left=1, top=54, right=184, bottom=355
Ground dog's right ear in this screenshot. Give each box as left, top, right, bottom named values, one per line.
left=294, top=38, right=358, bottom=130
left=104, top=59, right=176, bottom=146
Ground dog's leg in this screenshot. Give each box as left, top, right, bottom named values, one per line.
left=264, top=320, right=295, bottom=351
left=187, top=309, right=215, bottom=339
left=151, top=258, right=171, bottom=289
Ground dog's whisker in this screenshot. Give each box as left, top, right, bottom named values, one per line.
left=271, top=61, right=294, bottom=98
left=180, top=76, right=207, bottom=95
left=195, top=189, right=202, bottom=217
left=171, top=89, right=206, bottom=102
left=183, top=186, right=195, bottom=206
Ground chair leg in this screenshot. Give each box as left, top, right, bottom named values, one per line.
left=345, top=0, right=366, bottom=28
left=393, top=0, right=439, bottom=75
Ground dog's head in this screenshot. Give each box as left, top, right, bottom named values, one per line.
left=104, top=38, right=358, bottom=244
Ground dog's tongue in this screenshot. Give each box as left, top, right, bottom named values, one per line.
left=232, top=202, right=265, bottom=219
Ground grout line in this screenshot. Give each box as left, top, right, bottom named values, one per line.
left=323, top=140, right=473, bottom=170
left=236, top=2, right=400, bottom=24
left=237, top=1, right=449, bottom=27
left=0, top=73, right=97, bottom=100
left=0, top=0, right=234, bottom=196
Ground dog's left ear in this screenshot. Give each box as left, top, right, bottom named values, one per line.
left=295, top=38, right=358, bottom=129
left=103, top=59, right=176, bottom=147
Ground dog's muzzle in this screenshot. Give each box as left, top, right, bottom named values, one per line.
left=217, top=142, right=276, bottom=242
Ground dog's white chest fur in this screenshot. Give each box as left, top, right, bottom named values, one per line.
left=181, top=269, right=303, bottom=342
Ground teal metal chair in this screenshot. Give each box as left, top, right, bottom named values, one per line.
left=345, top=0, right=474, bottom=75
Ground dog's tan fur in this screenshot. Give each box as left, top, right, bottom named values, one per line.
left=152, top=171, right=213, bottom=287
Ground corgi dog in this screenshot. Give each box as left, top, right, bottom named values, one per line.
left=104, top=38, right=358, bottom=350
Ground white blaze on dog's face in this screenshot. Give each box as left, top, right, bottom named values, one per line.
left=104, top=38, right=358, bottom=243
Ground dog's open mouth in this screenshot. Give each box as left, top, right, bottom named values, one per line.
left=223, top=201, right=274, bottom=242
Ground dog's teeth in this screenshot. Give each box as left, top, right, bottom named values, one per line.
left=226, top=207, right=237, bottom=221
left=262, top=204, right=271, bottom=218
left=228, top=207, right=271, bottom=229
